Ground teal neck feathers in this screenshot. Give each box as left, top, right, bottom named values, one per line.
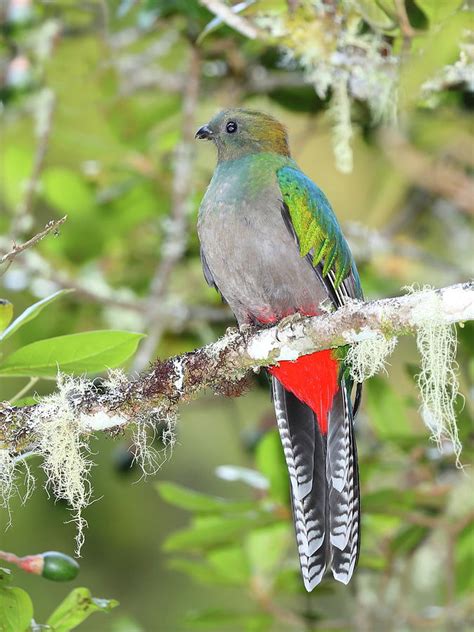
left=213, top=153, right=296, bottom=197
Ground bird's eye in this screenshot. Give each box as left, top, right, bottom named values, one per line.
left=226, top=120, right=238, bottom=134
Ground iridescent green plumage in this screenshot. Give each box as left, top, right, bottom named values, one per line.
left=197, top=107, right=355, bottom=292
left=277, top=166, right=353, bottom=289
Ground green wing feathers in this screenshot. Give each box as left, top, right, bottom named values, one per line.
left=277, top=166, right=352, bottom=288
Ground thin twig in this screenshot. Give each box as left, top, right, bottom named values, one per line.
left=0, top=244, right=232, bottom=323
left=0, top=216, right=67, bottom=268
left=114, top=31, right=182, bottom=96
left=394, top=0, right=416, bottom=56
left=0, top=551, right=21, bottom=565
left=251, top=577, right=306, bottom=629
left=286, top=0, right=299, bottom=14
left=448, top=508, right=474, bottom=536
left=10, top=378, right=39, bottom=404
left=198, top=0, right=262, bottom=40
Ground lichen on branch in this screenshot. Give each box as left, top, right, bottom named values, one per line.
left=410, top=287, right=464, bottom=463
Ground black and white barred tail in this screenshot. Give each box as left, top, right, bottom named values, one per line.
left=272, top=377, right=360, bottom=590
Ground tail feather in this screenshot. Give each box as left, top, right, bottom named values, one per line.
left=329, top=384, right=360, bottom=584
left=327, top=384, right=351, bottom=493
left=272, top=373, right=360, bottom=591
left=328, top=385, right=357, bottom=551
left=273, top=380, right=316, bottom=501
left=272, top=380, right=327, bottom=589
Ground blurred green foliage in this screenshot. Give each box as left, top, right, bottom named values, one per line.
left=0, top=0, right=473, bottom=630
left=0, top=290, right=142, bottom=378
left=0, top=566, right=117, bottom=631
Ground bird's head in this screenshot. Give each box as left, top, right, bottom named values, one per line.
left=195, top=109, right=290, bottom=162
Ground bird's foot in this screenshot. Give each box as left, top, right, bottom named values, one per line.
left=238, top=323, right=254, bottom=335
left=276, top=312, right=305, bottom=332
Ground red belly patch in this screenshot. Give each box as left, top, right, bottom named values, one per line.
left=255, top=312, right=339, bottom=434
left=269, top=350, right=339, bottom=434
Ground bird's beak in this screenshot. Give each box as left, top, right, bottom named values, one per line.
left=195, top=124, right=213, bottom=140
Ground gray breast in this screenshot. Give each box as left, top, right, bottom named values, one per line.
left=198, top=176, right=327, bottom=325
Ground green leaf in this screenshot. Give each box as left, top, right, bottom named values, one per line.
left=357, top=552, right=387, bottom=571
left=163, top=514, right=270, bottom=553
left=169, top=547, right=250, bottom=587
left=0, top=330, right=144, bottom=378
left=0, top=290, right=74, bottom=343
left=414, top=0, right=464, bottom=24
left=390, top=524, right=429, bottom=556
left=156, top=481, right=254, bottom=513
left=365, top=489, right=417, bottom=514
left=363, top=488, right=445, bottom=515
left=0, top=586, right=34, bottom=632
left=207, top=546, right=250, bottom=585
left=46, top=587, right=118, bottom=631
left=168, top=559, right=225, bottom=586
left=356, top=0, right=397, bottom=31
left=399, top=11, right=469, bottom=107
left=0, top=301, right=13, bottom=334
left=255, top=430, right=289, bottom=505
left=365, top=376, right=415, bottom=441
left=456, top=521, right=474, bottom=595
left=245, top=523, right=290, bottom=579
left=363, top=513, right=402, bottom=540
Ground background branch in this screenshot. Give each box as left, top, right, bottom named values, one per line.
left=381, top=129, right=474, bottom=216
left=199, top=0, right=262, bottom=40
left=131, top=44, right=202, bottom=372
left=0, top=216, right=67, bottom=269
left=11, top=89, right=56, bottom=238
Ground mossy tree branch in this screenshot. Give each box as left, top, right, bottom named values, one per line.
left=1, top=282, right=472, bottom=458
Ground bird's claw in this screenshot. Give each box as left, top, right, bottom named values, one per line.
left=239, top=323, right=253, bottom=335
left=276, top=312, right=304, bottom=332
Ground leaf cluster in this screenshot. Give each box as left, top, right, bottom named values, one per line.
left=0, top=567, right=117, bottom=632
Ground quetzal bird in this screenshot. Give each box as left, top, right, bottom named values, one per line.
left=196, top=109, right=363, bottom=591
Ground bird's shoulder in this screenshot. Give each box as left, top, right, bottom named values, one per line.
left=276, top=165, right=354, bottom=290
